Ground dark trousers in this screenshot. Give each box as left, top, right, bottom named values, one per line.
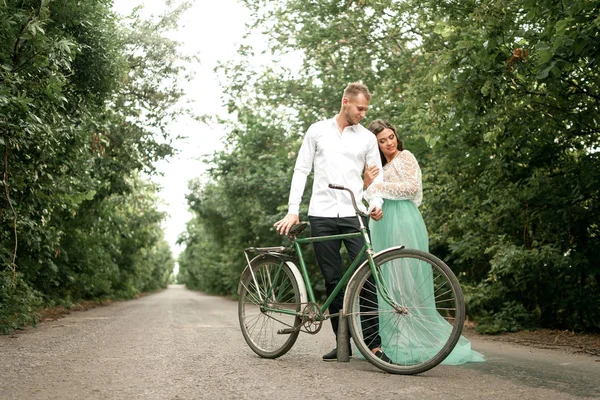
left=309, top=216, right=381, bottom=349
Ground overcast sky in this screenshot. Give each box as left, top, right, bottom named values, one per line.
left=112, top=0, right=251, bottom=261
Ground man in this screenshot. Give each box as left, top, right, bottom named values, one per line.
left=274, top=82, right=385, bottom=361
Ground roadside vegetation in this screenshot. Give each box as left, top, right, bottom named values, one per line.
left=0, top=0, right=193, bottom=333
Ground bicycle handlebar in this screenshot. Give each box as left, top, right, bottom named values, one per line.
left=328, top=183, right=345, bottom=190
left=328, top=183, right=369, bottom=218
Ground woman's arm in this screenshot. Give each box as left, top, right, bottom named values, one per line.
left=365, top=151, right=422, bottom=201
left=363, top=164, right=379, bottom=189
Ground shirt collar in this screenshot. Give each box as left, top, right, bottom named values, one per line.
left=332, top=115, right=358, bottom=132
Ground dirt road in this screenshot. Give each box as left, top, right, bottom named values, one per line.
left=1, top=285, right=598, bottom=399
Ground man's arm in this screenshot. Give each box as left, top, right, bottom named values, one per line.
left=364, top=135, right=384, bottom=220
left=274, top=129, right=315, bottom=235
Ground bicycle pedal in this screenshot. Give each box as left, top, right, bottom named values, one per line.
left=277, top=328, right=295, bottom=334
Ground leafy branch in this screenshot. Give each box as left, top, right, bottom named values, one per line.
left=2, top=142, right=17, bottom=281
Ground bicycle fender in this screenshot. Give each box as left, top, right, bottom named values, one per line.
left=238, top=255, right=308, bottom=305
left=341, top=246, right=405, bottom=315
left=284, top=260, right=308, bottom=305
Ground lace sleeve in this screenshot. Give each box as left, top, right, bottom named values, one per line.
left=365, top=150, right=423, bottom=206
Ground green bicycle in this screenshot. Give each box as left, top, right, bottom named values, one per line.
left=238, top=184, right=465, bottom=375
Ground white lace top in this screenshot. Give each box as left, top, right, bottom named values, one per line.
left=365, top=150, right=423, bottom=207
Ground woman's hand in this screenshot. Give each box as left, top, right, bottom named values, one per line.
left=370, top=206, right=383, bottom=221
left=363, top=164, right=379, bottom=189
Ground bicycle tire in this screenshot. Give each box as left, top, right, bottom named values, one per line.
left=346, top=248, right=465, bottom=375
left=238, top=255, right=302, bottom=358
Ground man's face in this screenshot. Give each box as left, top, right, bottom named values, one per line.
left=342, top=93, right=369, bottom=125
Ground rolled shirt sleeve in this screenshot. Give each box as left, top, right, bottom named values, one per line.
left=288, top=129, right=315, bottom=215
left=363, top=134, right=383, bottom=209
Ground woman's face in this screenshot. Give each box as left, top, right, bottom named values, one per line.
left=376, top=128, right=399, bottom=159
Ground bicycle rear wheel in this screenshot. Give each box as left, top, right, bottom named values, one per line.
left=347, top=248, right=465, bottom=375
left=238, top=255, right=302, bottom=358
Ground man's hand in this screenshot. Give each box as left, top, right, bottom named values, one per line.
left=274, top=214, right=300, bottom=235
left=363, top=164, right=379, bottom=189
left=370, top=207, right=383, bottom=221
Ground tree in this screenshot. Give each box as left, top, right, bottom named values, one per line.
left=0, top=0, right=193, bottom=333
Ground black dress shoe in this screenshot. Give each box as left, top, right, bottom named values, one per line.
left=373, top=349, right=392, bottom=363
left=322, top=348, right=338, bottom=361
left=322, top=346, right=352, bottom=361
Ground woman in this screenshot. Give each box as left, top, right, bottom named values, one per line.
left=364, top=119, right=484, bottom=365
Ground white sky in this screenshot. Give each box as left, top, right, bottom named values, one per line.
left=112, top=0, right=252, bottom=262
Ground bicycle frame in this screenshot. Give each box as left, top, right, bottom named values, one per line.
left=245, top=184, right=396, bottom=322
left=252, top=214, right=396, bottom=321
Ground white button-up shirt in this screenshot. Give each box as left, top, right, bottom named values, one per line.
left=288, top=116, right=384, bottom=217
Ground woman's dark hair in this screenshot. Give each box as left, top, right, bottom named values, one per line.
left=366, top=119, right=404, bottom=166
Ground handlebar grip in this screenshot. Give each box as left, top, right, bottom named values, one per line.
left=328, top=183, right=345, bottom=190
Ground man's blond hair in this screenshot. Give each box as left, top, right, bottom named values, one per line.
left=343, top=82, right=371, bottom=101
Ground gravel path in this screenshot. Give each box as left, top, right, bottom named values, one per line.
left=1, top=285, right=598, bottom=399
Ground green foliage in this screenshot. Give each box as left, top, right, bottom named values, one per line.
left=410, top=0, right=600, bottom=333
left=177, top=112, right=322, bottom=296
left=0, top=271, right=42, bottom=334
left=182, top=0, right=600, bottom=333
left=0, top=1, right=191, bottom=333
left=473, top=301, right=538, bottom=335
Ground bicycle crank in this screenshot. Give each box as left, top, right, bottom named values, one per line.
left=301, top=302, right=323, bottom=334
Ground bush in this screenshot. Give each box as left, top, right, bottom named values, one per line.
left=0, top=271, right=42, bottom=334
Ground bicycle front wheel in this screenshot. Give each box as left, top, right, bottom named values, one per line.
left=238, top=255, right=302, bottom=359
left=347, top=248, right=465, bottom=375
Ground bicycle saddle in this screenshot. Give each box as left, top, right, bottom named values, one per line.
left=288, top=222, right=309, bottom=238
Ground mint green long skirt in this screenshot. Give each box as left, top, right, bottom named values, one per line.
left=368, top=199, right=485, bottom=365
